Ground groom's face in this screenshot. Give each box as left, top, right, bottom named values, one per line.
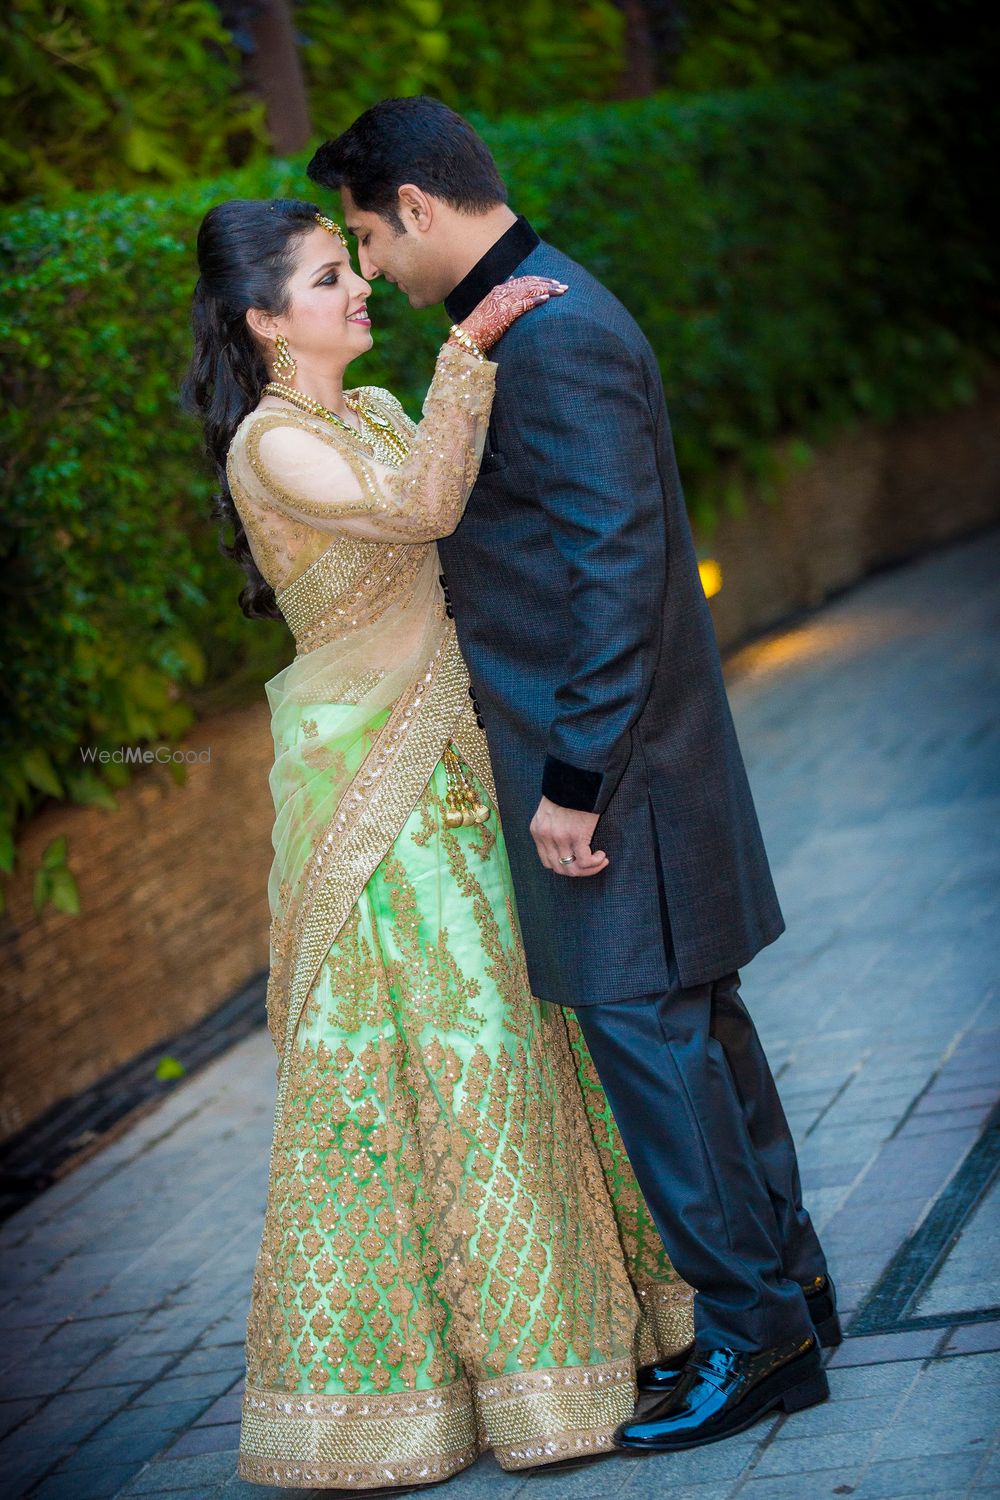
left=340, top=188, right=442, bottom=310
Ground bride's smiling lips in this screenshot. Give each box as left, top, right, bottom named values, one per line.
left=347, top=302, right=371, bottom=328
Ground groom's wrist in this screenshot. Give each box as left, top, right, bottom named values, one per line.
left=541, top=754, right=603, bottom=813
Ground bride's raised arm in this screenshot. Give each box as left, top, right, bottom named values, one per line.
left=242, top=340, right=492, bottom=543
left=233, top=274, right=565, bottom=544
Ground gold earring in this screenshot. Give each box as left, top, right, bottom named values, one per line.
left=273, top=334, right=296, bottom=379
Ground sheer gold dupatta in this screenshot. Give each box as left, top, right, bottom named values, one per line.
left=224, top=345, right=499, bottom=1132
left=263, top=539, right=474, bottom=1121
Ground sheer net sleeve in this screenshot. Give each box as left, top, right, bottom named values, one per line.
left=236, top=342, right=496, bottom=544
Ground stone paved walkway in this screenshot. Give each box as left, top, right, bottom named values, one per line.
left=2, top=529, right=998, bottom=1500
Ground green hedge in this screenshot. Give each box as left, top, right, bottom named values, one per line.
left=1, top=0, right=624, bottom=203
left=0, top=59, right=994, bottom=907
left=0, top=0, right=267, bottom=202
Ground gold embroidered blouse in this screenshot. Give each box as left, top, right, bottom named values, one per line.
left=225, top=341, right=497, bottom=605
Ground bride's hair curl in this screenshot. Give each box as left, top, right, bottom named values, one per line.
left=182, top=198, right=322, bottom=620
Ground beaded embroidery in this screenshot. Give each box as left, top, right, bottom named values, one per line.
left=228, top=339, right=694, bottom=1487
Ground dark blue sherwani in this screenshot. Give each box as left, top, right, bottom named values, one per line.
left=439, top=216, right=828, bottom=1352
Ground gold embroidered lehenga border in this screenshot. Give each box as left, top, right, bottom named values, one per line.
left=239, top=1360, right=642, bottom=1488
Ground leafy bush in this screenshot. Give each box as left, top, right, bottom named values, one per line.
left=0, top=0, right=267, bottom=203
left=673, top=0, right=996, bottom=90
left=0, top=0, right=625, bottom=205
left=0, top=58, right=994, bottom=905
left=294, top=0, right=624, bottom=128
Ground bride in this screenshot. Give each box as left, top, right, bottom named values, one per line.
left=184, top=197, right=693, bottom=1491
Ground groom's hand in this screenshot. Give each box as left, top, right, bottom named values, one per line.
left=529, top=797, right=608, bottom=877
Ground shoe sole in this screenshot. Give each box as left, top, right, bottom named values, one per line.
left=614, top=1362, right=830, bottom=1452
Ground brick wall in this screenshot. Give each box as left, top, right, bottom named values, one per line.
left=0, top=702, right=275, bottom=1140
left=706, top=384, right=1000, bottom=650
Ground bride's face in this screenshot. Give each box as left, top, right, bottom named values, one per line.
left=256, top=225, right=373, bottom=370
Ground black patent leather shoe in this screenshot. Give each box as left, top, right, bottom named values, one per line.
left=636, top=1339, right=695, bottom=1394
left=636, top=1273, right=841, bottom=1394
left=616, top=1334, right=828, bottom=1451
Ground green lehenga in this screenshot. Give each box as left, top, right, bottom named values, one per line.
left=225, top=341, right=693, bottom=1489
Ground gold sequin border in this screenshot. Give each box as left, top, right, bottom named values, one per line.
left=635, top=1277, right=696, bottom=1355
left=475, top=1358, right=637, bottom=1469
left=239, top=1358, right=638, bottom=1487
left=274, top=535, right=429, bottom=656
left=239, top=1379, right=479, bottom=1490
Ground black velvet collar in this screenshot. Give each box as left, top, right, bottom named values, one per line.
left=443, top=214, right=540, bottom=324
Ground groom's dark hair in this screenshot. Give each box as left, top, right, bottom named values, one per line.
left=307, top=97, right=507, bottom=232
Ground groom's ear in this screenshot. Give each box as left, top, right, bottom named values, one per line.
left=396, top=184, right=434, bottom=233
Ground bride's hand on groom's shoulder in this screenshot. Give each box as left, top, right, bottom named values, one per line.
left=459, top=275, right=568, bottom=354
left=529, top=796, right=608, bottom=878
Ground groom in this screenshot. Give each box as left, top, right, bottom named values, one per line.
left=307, top=98, right=838, bottom=1449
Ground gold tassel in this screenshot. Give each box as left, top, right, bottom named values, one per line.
left=442, top=743, right=490, bottom=827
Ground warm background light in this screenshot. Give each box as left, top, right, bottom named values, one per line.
left=699, top=558, right=723, bottom=597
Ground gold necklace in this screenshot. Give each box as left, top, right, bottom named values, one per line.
left=351, top=393, right=410, bottom=465
left=262, top=380, right=409, bottom=464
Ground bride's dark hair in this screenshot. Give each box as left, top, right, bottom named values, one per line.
left=182, top=198, right=322, bottom=620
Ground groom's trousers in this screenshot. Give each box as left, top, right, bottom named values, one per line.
left=570, top=859, right=828, bottom=1353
